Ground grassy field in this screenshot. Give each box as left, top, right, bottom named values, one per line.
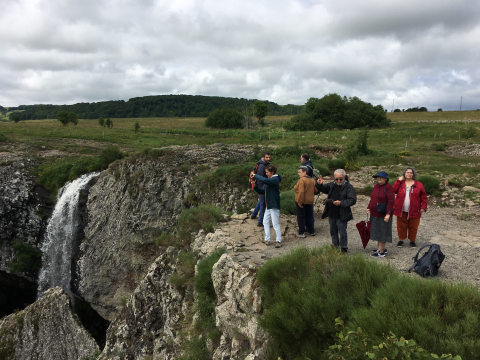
left=1, top=112, right=479, bottom=182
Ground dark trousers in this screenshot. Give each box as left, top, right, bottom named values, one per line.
left=328, top=217, right=348, bottom=249
left=296, top=203, right=314, bottom=234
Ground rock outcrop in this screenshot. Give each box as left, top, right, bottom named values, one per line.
left=75, top=144, right=255, bottom=321
left=0, top=287, right=99, bottom=360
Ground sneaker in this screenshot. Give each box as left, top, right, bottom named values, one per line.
left=264, top=240, right=271, bottom=246
left=308, top=232, right=316, bottom=236
left=275, top=242, right=282, bottom=248
left=371, top=250, right=386, bottom=258
left=250, top=215, right=257, bottom=219
left=341, top=247, right=348, bottom=255
left=295, top=233, right=306, bottom=238
left=397, top=240, right=404, bottom=247
left=257, top=223, right=263, bottom=227
left=372, top=249, right=388, bottom=254
left=410, top=241, right=417, bottom=247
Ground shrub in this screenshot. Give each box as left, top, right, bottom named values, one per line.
left=9, top=241, right=42, bottom=275
left=98, top=117, right=105, bottom=127
left=155, top=232, right=176, bottom=247
left=352, top=276, right=480, bottom=358
left=0, top=133, right=7, bottom=143
left=433, top=143, right=445, bottom=151
left=328, top=158, right=346, bottom=169
left=279, top=190, right=296, bottom=215
left=416, top=175, right=440, bottom=195
left=327, top=318, right=461, bottom=360
left=313, top=163, right=330, bottom=176
left=57, top=110, right=78, bottom=126
left=177, top=204, right=225, bottom=244
left=168, top=251, right=196, bottom=291
left=205, top=107, right=243, bottom=129
left=463, top=126, right=477, bottom=138
left=257, top=246, right=397, bottom=359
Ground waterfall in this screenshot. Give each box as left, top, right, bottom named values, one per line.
left=37, top=172, right=99, bottom=299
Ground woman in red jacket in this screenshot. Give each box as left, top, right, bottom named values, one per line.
left=392, top=167, right=428, bottom=248
left=366, top=171, right=395, bottom=257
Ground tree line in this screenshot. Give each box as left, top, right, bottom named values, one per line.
left=5, top=94, right=303, bottom=121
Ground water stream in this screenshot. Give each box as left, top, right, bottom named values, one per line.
left=37, top=172, right=98, bottom=298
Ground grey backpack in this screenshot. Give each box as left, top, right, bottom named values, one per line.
left=408, top=244, right=445, bottom=277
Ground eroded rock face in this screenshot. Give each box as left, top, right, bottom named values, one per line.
left=0, top=157, right=51, bottom=275
left=98, top=248, right=186, bottom=360
left=0, top=287, right=99, bottom=360
left=75, top=144, right=255, bottom=321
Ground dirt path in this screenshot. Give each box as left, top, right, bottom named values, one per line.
left=217, top=196, right=480, bottom=288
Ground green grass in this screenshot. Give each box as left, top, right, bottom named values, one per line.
left=257, top=246, right=480, bottom=360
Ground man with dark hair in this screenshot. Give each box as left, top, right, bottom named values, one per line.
left=301, top=153, right=315, bottom=230
left=251, top=152, right=271, bottom=226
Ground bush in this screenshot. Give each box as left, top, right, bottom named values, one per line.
left=327, top=318, right=461, bottom=360
left=328, top=158, right=346, bottom=169
left=168, top=251, right=196, bottom=291
left=352, top=276, right=480, bottom=358
left=9, top=241, right=42, bottom=275
left=433, top=143, right=445, bottom=151
left=279, top=190, right=296, bottom=215
left=177, top=204, right=225, bottom=244
left=313, top=163, right=330, bottom=176
left=0, top=133, right=7, bottom=143
left=416, top=175, right=440, bottom=195
left=205, top=107, right=243, bottom=129
left=257, top=246, right=397, bottom=359
left=57, top=110, right=78, bottom=126
left=463, top=126, right=477, bottom=138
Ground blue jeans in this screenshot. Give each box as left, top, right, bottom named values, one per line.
left=264, top=208, right=281, bottom=242
left=252, top=195, right=265, bottom=224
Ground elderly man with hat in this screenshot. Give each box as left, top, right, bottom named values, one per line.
left=366, top=171, right=396, bottom=257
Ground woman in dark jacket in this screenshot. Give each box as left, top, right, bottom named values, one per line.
left=392, top=167, right=428, bottom=248
left=366, top=171, right=395, bottom=257
left=251, top=165, right=282, bottom=248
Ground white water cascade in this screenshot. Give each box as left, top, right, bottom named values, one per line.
left=37, top=172, right=99, bottom=299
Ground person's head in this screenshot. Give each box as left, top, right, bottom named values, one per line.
left=300, top=153, right=309, bottom=163
left=373, top=171, right=389, bottom=185
left=265, top=164, right=277, bottom=178
left=402, top=167, right=417, bottom=180
left=262, top=152, right=271, bottom=163
left=298, top=165, right=308, bottom=178
left=334, top=169, right=346, bottom=185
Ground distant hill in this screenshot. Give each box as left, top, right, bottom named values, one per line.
left=7, top=95, right=303, bottom=120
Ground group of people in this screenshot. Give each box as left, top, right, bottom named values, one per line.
left=249, top=152, right=428, bottom=255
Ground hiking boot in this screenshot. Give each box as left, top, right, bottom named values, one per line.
left=410, top=241, right=417, bottom=247
left=397, top=240, right=404, bottom=247
left=275, top=242, right=282, bottom=248
left=371, top=250, right=386, bottom=258
left=257, top=223, right=263, bottom=227
left=308, top=232, right=316, bottom=236
left=264, top=240, right=271, bottom=246
left=295, top=233, right=306, bottom=238
left=341, top=247, right=348, bottom=255
left=250, top=215, right=257, bottom=219
left=372, top=248, right=388, bottom=255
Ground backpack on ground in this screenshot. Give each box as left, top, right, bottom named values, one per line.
left=408, top=244, right=445, bottom=277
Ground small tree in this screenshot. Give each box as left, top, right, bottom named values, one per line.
left=105, top=118, right=113, bottom=128
left=98, top=117, right=105, bottom=127
left=57, top=110, right=78, bottom=126
left=134, top=121, right=140, bottom=132
left=254, top=101, right=268, bottom=122
left=438, top=108, right=443, bottom=112
left=12, top=114, right=20, bottom=123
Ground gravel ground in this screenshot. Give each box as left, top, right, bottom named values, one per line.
left=262, top=196, right=480, bottom=288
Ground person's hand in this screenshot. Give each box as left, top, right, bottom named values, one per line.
left=398, top=176, right=404, bottom=181
left=384, top=214, right=390, bottom=222
left=298, top=204, right=304, bottom=208
left=366, top=209, right=370, bottom=214
left=420, top=209, right=426, bottom=213
left=333, top=200, right=341, bottom=206
left=317, top=176, right=324, bottom=185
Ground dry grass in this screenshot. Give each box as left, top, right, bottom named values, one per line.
left=387, top=110, right=480, bottom=122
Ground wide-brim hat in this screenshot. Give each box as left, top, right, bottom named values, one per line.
left=373, top=171, right=389, bottom=179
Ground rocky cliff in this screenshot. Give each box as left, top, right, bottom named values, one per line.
left=0, top=287, right=99, bottom=360
left=74, top=144, right=255, bottom=321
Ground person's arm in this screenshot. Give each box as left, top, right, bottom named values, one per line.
left=256, top=175, right=279, bottom=186
left=296, top=179, right=305, bottom=206
left=341, top=185, right=357, bottom=207
left=419, top=184, right=428, bottom=212
left=386, top=184, right=395, bottom=215
left=253, top=183, right=265, bottom=195
left=315, top=179, right=331, bottom=195
left=392, top=179, right=401, bottom=193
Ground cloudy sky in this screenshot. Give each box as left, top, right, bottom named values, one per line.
left=1, top=0, right=479, bottom=111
